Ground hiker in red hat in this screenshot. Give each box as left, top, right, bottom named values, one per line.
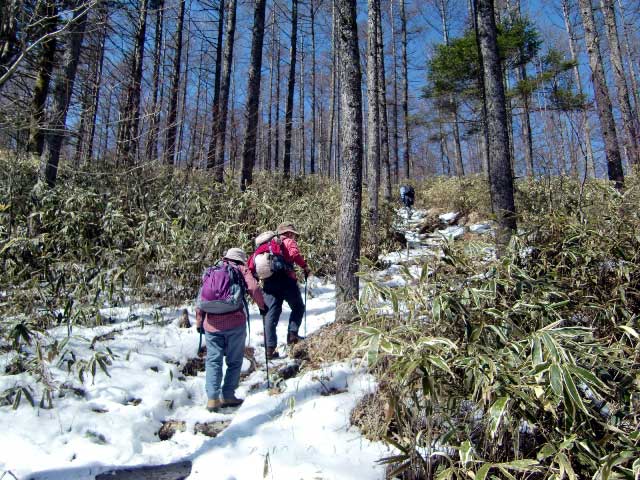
left=262, top=222, right=310, bottom=359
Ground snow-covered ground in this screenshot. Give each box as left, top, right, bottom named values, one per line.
left=0, top=277, right=391, bottom=480
left=1, top=208, right=483, bottom=480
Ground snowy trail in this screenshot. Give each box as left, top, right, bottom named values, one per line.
left=0, top=208, right=481, bottom=480
left=0, top=277, right=390, bottom=480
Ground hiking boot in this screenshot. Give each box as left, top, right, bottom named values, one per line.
left=287, top=332, right=305, bottom=345
left=266, top=346, right=280, bottom=360
left=222, top=395, right=244, bottom=408
left=206, top=398, right=223, bottom=412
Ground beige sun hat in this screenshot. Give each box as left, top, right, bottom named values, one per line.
left=223, top=247, right=248, bottom=264
left=276, top=222, right=299, bottom=235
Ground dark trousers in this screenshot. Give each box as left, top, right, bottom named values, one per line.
left=263, top=274, right=305, bottom=348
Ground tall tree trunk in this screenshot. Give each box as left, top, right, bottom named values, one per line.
left=239, top=0, right=267, bottom=190
left=86, top=10, right=108, bottom=162
left=39, top=6, right=88, bottom=187
left=0, top=0, right=20, bottom=76
left=177, top=18, right=191, bottom=166
left=400, top=0, right=410, bottom=178
left=310, top=0, right=317, bottom=174
left=266, top=5, right=276, bottom=172
left=577, top=0, right=624, bottom=188
left=146, top=0, right=164, bottom=162
left=375, top=0, right=391, bottom=201
left=475, top=0, right=516, bottom=247
left=164, top=0, right=186, bottom=165
left=367, top=0, right=381, bottom=260
left=437, top=0, right=464, bottom=177
left=274, top=26, right=281, bottom=171
left=282, top=0, right=298, bottom=178
left=615, top=0, right=640, bottom=129
left=206, top=0, right=225, bottom=170
left=189, top=48, right=205, bottom=168
left=28, top=0, right=58, bottom=155
left=600, top=0, right=639, bottom=168
left=389, top=0, right=400, bottom=184
left=327, top=0, right=337, bottom=178
left=561, top=0, right=595, bottom=177
left=335, top=0, right=363, bottom=323
left=299, top=34, right=306, bottom=175
left=213, top=0, right=237, bottom=181
left=116, top=0, right=149, bottom=164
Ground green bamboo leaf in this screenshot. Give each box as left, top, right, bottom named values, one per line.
left=531, top=337, right=543, bottom=366
left=367, top=334, right=380, bottom=366
left=426, top=355, right=455, bottom=378
left=488, top=396, right=509, bottom=439
left=561, top=366, right=588, bottom=415
left=556, top=452, right=576, bottom=480
left=619, top=325, right=639, bottom=340
left=567, top=365, right=608, bottom=393
left=540, top=332, right=560, bottom=362
left=475, top=463, right=492, bottom=480
left=549, top=363, right=563, bottom=397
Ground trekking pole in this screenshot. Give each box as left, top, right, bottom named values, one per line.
left=198, top=330, right=203, bottom=354
left=262, top=315, right=271, bottom=388
left=304, top=277, right=308, bottom=337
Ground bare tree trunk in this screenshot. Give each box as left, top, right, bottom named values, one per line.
left=146, top=0, right=164, bottom=162
left=561, top=0, right=595, bottom=177
left=615, top=0, right=640, bottom=129
left=274, top=25, right=281, bottom=171
left=116, top=0, right=149, bottom=164
left=206, top=0, right=225, bottom=170
left=389, top=0, right=399, bottom=184
left=310, top=0, right=317, bottom=174
left=299, top=34, right=306, bottom=175
left=577, top=0, right=624, bottom=188
left=213, top=0, right=237, bottom=181
left=367, top=0, right=381, bottom=260
left=327, top=0, right=337, bottom=178
left=375, top=0, right=391, bottom=201
left=283, top=0, right=298, bottom=178
left=86, top=10, right=108, bottom=162
left=177, top=16, right=191, bottom=166
left=39, top=5, right=88, bottom=187
left=475, top=0, right=516, bottom=247
left=0, top=0, right=20, bottom=75
left=189, top=48, right=205, bottom=168
left=600, top=0, right=639, bottom=168
left=28, top=0, right=58, bottom=155
left=239, top=0, right=267, bottom=189
left=335, top=0, right=363, bottom=323
left=266, top=5, right=276, bottom=172
left=400, top=0, right=410, bottom=178
left=164, top=0, right=186, bottom=166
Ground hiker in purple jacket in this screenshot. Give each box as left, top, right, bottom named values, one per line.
left=196, top=248, right=267, bottom=412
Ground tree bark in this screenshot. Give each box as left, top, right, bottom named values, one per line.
left=577, top=0, right=624, bottom=188
left=213, top=0, right=237, bottom=181
left=475, top=0, right=516, bottom=247
left=600, top=0, right=639, bottom=168
left=375, top=0, right=391, bottom=200
left=561, top=0, right=595, bottom=177
left=164, top=0, right=186, bottom=166
left=389, top=0, right=400, bottom=184
left=39, top=5, right=88, bottom=187
left=116, top=0, right=149, bottom=164
left=310, top=0, right=317, bottom=174
left=283, top=0, right=298, bottom=178
left=367, top=0, right=381, bottom=260
left=335, top=0, right=363, bottom=322
left=206, top=0, right=225, bottom=170
left=28, top=0, right=58, bottom=155
left=239, top=0, right=267, bottom=190
left=146, top=0, right=165, bottom=162
left=400, top=0, right=410, bottom=178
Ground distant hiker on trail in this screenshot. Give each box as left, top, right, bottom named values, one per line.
left=249, top=222, right=310, bottom=360
left=400, top=184, right=415, bottom=210
left=195, top=248, right=267, bottom=412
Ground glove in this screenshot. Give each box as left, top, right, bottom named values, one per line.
left=304, top=268, right=311, bottom=279
left=259, top=307, right=268, bottom=317
left=197, top=325, right=205, bottom=335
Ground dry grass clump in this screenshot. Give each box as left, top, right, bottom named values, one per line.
left=350, top=391, right=391, bottom=441
left=291, top=320, right=359, bottom=369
